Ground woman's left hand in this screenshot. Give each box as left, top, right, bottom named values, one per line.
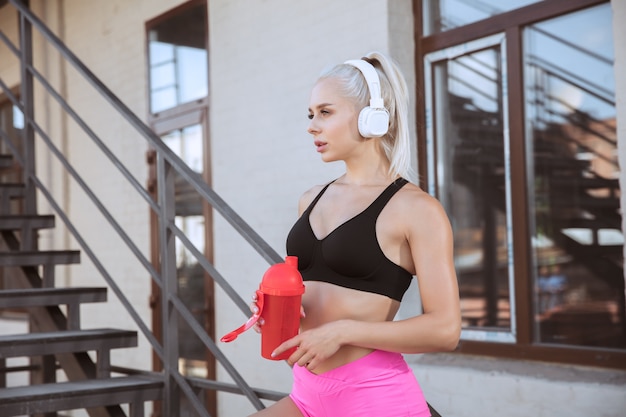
left=271, top=321, right=345, bottom=370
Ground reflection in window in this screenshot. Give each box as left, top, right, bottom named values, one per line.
left=148, top=4, right=208, bottom=113
left=175, top=215, right=206, bottom=360
left=161, top=125, right=208, bottom=362
left=0, top=102, right=24, bottom=184
left=525, top=3, right=624, bottom=349
left=423, top=0, right=542, bottom=35
left=426, top=35, right=514, bottom=339
left=162, top=124, right=203, bottom=173
left=162, top=124, right=204, bottom=216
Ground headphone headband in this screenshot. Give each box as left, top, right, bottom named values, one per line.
left=344, top=59, right=385, bottom=109
left=343, top=58, right=389, bottom=138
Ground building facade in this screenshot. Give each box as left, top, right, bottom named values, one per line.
left=0, top=1, right=624, bottom=416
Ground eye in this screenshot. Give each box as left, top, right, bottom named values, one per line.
left=307, top=113, right=314, bottom=120
left=320, top=109, right=329, bottom=115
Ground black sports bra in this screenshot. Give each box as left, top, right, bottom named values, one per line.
left=286, top=178, right=413, bottom=301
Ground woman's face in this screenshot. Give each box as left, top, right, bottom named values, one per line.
left=307, top=77, right=362, bottom=163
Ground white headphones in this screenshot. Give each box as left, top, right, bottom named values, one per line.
left=344, top=59, right=390, bottom=138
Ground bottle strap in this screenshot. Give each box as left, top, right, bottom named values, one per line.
left=220, top=290, right=264, bottom=343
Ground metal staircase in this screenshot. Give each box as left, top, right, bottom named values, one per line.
left=0, top=153, right=164, bottom=417
left=0, top=1, right=286, bottom=416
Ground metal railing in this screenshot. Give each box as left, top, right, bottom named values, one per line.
left=0, top=0, right=285, bottom=415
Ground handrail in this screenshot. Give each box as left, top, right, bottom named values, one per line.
left=8, top=0, right=282, bottom=267
left=433, top=37, right=616, bottom=172
left=527, top=56, right=614, bottom=105
left=1, top=0, right=285, bottom=415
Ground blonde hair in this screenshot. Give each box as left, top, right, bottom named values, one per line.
left=318, top=51, right=412, bottom=179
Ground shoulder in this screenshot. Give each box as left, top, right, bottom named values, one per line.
left=296, top=183, right=327, bottom=216
left=392, top=181, right=452, bottom=232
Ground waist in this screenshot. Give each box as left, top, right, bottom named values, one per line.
left=296, top=348, right=408, bottom=378
left=309, top=345, right=376, bottom=375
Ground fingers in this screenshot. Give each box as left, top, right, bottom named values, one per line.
left=271, top=335, right=300, bottom=359
left=294, top=351, right=316, bottom=369
left=250, top=293, right=264, bottom=333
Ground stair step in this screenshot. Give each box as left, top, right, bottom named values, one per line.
left=0, top=154, right=13, bottom=169
left=0, top=375, right=163, bottom=416
left=0, top=250, right=80, bottom=266
left=0, top=183, right=25, bottom=197
left=0, top=287, right=107, bottom=308
left=0, top=214, right=55, bottom=230
left=0, top=328, right=137, bottom=358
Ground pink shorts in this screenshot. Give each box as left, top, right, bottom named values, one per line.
left=289, top=350, right=431, bottom=417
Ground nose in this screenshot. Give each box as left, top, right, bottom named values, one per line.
left=307, top=116, right=319, bottom=135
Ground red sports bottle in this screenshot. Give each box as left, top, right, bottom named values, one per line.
left=220, top=256, right=305, bottom=361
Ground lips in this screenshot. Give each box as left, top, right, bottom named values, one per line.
left=314, top=140, right=327, bottom=152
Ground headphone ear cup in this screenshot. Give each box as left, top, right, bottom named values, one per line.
left=358, top=107, right=390, bottom=138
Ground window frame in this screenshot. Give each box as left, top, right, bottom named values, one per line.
left=413, top=0, right=625, bottom=369
left=144, top=2, right=217, bottom=416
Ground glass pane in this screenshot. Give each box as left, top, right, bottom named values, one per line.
left=525, top=3, right=625, bottom=349
left=151, top=87, right=177, bottom=114
left=148, top=4, right=208, bottom=113
left=150, top=60, right=176, bottom=91
left=162, top=124, right=204, bottom=216
left=424, top=0, right=542, bottom=35
left=427, top=35, right=514, bottom=338
left=148, top=41, right=174, bottom=66
left=160, top=125, right=207, bottom=362
left=0, top=102, right=24, bottom=184
left=177, top=46, right=208, bottom=105
left=162, top=124, right=203, bottom=173
left=175, top=215, right=206, bottom=361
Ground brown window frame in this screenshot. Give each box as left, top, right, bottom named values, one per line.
left=412, top=0, right=625, bottom=369
left=144, top=1, right=216, bottom=416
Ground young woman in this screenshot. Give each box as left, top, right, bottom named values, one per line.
left=251, top=51, right=461, bottom=417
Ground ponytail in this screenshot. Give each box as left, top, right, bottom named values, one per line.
left=363, top=52, right=412, bottom=179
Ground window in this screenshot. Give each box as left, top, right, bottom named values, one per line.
left=418, top=0, right=624, bottom=367
left=524, top=4, right=621, bottom=349
left=423, top=0, right=543, bottom=35
left=146, top=1, right=216, bottom=415
left=148, top=2, right=208, bottom=114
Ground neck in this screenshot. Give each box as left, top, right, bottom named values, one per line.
left=342, top=148, right=395, bottom=186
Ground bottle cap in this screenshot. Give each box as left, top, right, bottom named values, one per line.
left=259, top=256, right=305, bottom=296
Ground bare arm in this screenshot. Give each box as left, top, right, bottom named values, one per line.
left=333, top=195, right=461, bottom=353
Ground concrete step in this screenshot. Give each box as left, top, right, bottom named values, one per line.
left=0, top=328, right=137, bottom=358
left=0, top=375, right=163, bottom=417
left=0, top=287, right=107, bottom=308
